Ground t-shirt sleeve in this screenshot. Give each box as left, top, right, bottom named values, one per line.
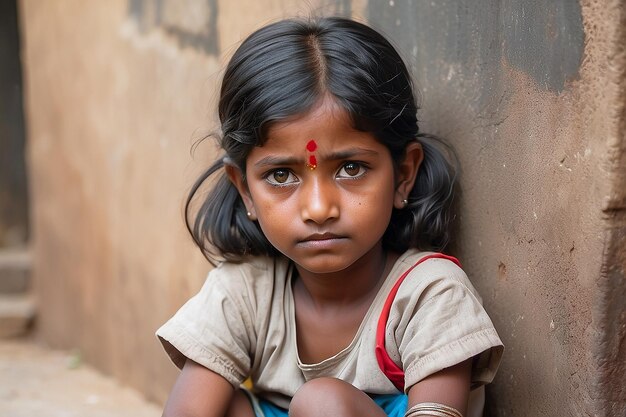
left=388, top=258, right=503, bottom=391
left=155, top=263, right=257, bottom=387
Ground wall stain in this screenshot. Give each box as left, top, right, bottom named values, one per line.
left=333, top=0, right=352, bottom=17
left=368, top=0, right=584, bottom=95
left=127, top=0, right=219, bottom=55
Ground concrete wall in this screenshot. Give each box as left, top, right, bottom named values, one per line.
left=367, top=2, right=625, bottom=415
left=18, top=0, right=624, bottom=415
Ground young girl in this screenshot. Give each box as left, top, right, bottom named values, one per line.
left=157, top=16, right=503, bottom=417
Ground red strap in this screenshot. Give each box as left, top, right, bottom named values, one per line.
left=375, top=253, right=461, bottom=391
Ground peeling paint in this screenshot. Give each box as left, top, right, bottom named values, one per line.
left=368, top=0, right=584, bottom=97
left=502, top=1, right=584, bottom=92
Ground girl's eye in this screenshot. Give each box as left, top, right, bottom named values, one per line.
left=337, top=162, right=367, bottom=178
left=265, top=169, right=298, bottom=186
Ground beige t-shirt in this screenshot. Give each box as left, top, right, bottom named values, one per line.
left=157, top=249, right=503, bottom=411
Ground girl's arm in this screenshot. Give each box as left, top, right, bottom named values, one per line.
left=407, top=359, right=472, bottom=416
left=162, top=359, right=235, bottom=417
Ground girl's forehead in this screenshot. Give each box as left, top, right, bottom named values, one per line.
left=265, top=97, right=353, bottom=142
left=250, top=112, right=385, bottom=165
left=250, top=96, right=388, bottom=163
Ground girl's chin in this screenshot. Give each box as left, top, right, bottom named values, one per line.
left=278, top=241, right=385, bottom=276
left=290, top=254, right=362, bottom=276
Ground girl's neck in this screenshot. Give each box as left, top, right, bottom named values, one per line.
left=293, top=244, right=399, bottom=307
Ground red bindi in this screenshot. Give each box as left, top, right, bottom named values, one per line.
left=306, top=140, right=318, bottom=170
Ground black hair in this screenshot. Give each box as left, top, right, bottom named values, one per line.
left=186, top=16, right=458, bottom=265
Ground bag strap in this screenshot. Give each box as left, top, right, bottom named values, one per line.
left=375, top=253, right=461, bottom=391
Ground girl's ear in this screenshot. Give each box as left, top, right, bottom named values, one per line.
left=224, top=161, right=257, bottom=220
left=394, top=142, right=424, bottom=209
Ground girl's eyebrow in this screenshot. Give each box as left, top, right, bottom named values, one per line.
left=254, top=155, right=303, bottom=167
left=253, top=147, right=379, bottom=168
left=329, top=148, right=379, bottom=160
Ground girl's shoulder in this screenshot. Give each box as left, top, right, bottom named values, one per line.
left=212, top=255, right=280, bottom=277
left=392, top=249, right=465, bottom=277
left=204, top=255, right=292, bottom=293
left=390, top=249, right=481, bottom=302
left=385, top=250, right=503, bottom=391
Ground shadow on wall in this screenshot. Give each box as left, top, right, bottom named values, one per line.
left=0, top=0, right=28, bottom=248
left=127, top=0, right=220, bottom=55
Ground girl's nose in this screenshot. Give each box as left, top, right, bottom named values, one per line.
left=300, top=177, right=340, bottom=224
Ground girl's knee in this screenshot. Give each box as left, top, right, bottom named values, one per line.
left=290, top=378, right=350, bottom=417
left=290, top=378, right=385, bottom=417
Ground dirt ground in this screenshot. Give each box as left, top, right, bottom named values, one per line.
left=0, top=338, right=162, bottom=417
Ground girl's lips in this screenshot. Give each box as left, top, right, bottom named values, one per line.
left=299, top=232, right=344, bottom=243
left=297, top=233, right=348, bottom=249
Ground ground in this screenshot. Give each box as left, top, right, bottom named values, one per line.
left=0, top=338, right=162, bottom=417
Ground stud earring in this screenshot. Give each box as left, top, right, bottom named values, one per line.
left=247, top=211, right=257, bottom=221
left=402, top=199, right=408, bottom=207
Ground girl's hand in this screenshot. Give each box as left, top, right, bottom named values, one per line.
left=407, top=359, right=472, bottom=416
left=162, top=359, right=235, bottom=417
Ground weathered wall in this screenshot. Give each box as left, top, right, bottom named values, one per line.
left=19, top=0, right=624, bottom=415
left=367, top=1, right=625, bottom=415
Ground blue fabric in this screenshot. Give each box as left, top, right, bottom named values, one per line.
left=256, top=398, right=287, bottom=417
left=373, top=394, right=409, bottom=417
left=252, top=393, right=408, bottom=417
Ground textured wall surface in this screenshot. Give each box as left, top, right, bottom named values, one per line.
left=19, top=0, right=624, bottom=414
left=368, top=1, right=625, bottom=415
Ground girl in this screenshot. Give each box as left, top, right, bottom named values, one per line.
left=157, top=16, right=503, bottom=417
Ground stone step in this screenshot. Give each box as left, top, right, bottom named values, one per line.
left=0, top=294, right=35, bottom=338
left=0, top=248, right=31, bottom=294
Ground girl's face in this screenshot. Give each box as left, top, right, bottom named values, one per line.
left=227, top=97, right=421, bottom=274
